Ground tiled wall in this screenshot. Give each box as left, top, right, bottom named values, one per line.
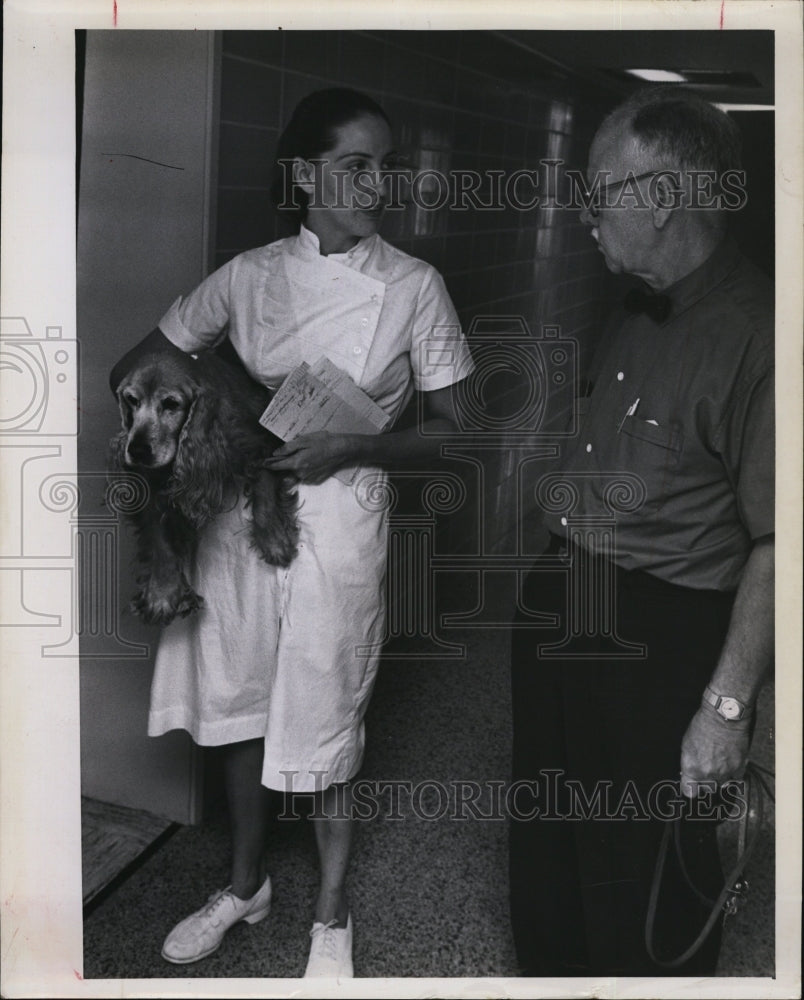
left=215, top=30, right=621, bottom=555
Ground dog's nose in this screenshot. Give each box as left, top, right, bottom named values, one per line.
left=127, top=436, right=153, bottom=466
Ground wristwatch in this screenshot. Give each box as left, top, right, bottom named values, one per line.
left=702, top=686, right=751, bottom=721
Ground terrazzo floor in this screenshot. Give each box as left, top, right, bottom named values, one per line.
left=82, top=576, right=776, bottom=983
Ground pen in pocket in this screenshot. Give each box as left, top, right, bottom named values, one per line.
left=618, top=397, right=640, bottom=432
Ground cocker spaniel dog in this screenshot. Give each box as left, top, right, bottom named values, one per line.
left=110, top=350, right=298, bottom=626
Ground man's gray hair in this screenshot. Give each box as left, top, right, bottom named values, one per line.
left=604, top=86, right=743, bottom=176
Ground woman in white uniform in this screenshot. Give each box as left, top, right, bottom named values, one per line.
left=110, top=88, right=474, bottom=977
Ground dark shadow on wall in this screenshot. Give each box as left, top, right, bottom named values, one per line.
left=730, top=110, right=774, bottom=278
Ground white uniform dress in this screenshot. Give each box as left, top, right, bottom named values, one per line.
left=147, top=226, right=474, bottom=792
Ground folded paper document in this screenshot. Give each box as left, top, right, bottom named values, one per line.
left=259, top=356, right=391, bottom=484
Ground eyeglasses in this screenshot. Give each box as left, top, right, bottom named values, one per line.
left=582, top=169, right=669, bottom=220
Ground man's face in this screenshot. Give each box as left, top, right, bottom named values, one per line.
left=581, top=125, right=660, bottom=282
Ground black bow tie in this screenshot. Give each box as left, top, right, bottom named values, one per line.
left=624, top=287, right=672, bottom=323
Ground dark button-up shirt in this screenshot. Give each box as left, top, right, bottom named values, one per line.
left=543, top=239, right=774, bottom=591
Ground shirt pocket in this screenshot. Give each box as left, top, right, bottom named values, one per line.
left=619, top=416, right=684, bottom=512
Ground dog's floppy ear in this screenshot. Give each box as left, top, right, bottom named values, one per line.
left=109, top=385, right=134, bottom=470
left=109, top=428, right=129, bottom=472
left=117, top=385, right=134, bottom=431
left=170, top=384, right=234, bottom=526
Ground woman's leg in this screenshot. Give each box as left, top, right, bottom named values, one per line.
left=223, top=737, right=273, bottom=899
left=311, top=782, right=352, bottom=925
left=160, top=738, right=273, bottom=964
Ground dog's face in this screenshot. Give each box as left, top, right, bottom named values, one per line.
left=117, top=355, right=198, bottom=469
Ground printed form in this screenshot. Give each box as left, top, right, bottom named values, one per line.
left=260, top=356, right=391, bottom=484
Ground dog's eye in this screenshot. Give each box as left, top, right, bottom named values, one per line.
left=161, top=397, right=183, bottom=413
left=123, top=393, right=139, bottom=408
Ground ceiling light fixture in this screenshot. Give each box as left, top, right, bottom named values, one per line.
left=715, top=103, right=774, bottom=112
left=622, top=69, right=688, bottom=83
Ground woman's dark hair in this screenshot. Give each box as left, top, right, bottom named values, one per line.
left=270, top=88, right=391, bottom=226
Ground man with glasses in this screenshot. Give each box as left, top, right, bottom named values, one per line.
left=510, top=88, right=774, bottom=976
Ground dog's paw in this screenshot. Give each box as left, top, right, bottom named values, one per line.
left=252, top=520, right=300, bottom=567
left=175, top=589, right=205, bottom=619
left=251, top=516, right=299, bottom=567
left=248, top=471, right=300, bottom=566
left=131, top=583, right=204, bottom=626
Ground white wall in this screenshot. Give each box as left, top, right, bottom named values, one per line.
left=77, top=30, right=219, bottom=822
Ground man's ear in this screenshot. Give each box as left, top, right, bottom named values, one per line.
left=292, top=156, right=316, bottom=195
left=651, top=172, right=681, bottom=230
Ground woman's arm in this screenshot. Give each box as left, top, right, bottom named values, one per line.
left=109, top=327, right=188, bottom=394
left=263, top=383, right=464, bottom=485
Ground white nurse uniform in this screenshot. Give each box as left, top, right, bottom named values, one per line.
left=147, top=226, right=474, bottom=791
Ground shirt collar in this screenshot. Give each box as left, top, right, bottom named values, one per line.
left=662, top=238, right=741, bottom=320
left=295, top=224, right=378, bottom=267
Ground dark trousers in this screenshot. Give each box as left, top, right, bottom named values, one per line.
left=509, top=538, right=736, bottom=977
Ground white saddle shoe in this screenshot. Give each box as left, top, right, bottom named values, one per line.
left=161, top=875, right=272, bottom=964
left=304, top=913, right=354, bottom=978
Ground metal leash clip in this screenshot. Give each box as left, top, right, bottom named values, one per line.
left=723, top=876, right=749, bottom=918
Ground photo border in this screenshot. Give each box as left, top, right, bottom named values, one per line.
left=1, top=2, right=801, bottom=997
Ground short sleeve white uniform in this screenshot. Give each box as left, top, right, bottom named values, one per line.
left=147, top=227, right=474, bottom=792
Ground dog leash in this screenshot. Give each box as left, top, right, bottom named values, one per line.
left=645, top=761, right=775, bottom=968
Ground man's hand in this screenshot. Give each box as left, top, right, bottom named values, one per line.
left=679, top=702, right=752, bottom=798
left=262, top=432, right=356, bottom=485
left=679, top=537, right=772, bottom=798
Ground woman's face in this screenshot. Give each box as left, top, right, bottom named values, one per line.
left=297, top=113, right=395, bottom=255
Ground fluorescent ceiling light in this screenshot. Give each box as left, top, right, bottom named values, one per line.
left=715, top=103, right=774, bottom=112
left=617, top=68, right=763, bottom=88
left=623, top=69, right=688, bottom=83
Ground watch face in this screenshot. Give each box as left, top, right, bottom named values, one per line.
left=719, top=697, right=741, bottom=720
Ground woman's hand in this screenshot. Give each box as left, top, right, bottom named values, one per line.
left=262, top=432, right=357, bottom=485
left=261, top=383, right=467, bottom=484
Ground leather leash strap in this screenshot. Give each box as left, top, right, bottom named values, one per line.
left=645, top=761, right=775, bottom=969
